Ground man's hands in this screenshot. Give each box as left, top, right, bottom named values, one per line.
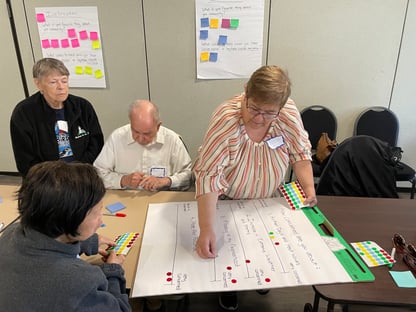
left=121, top=172, right=171, bottom=191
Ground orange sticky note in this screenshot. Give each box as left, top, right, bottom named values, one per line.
left=200, top=52, right=209, bottom=61
left=210, top=18, right=219, bottom=29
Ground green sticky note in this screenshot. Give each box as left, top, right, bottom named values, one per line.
left=230, top=19, right=239, bottom=28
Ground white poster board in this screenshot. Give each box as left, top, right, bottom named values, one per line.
left=35, top=6, right=106, bottom=88
left=195, top=0, right=264, bottom=79
left=132, top=198, right=351, bottom=297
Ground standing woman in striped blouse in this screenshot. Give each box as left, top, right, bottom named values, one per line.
left=193, top=65, right=317, bottom=310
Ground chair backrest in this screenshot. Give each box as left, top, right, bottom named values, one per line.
left=353, top=106, right=399, bottom=147
left=316, top=135, right=399, bottom=198
left=301, top=105, right=337, bottom=150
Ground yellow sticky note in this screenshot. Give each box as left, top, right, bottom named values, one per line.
left=75, top=66, right=83, bottom=75
left=210, top=18, right=219, bottom=28
left=92, top=40, right=101, bottom=49
left=200, top=52, right=209, bottom=61
left=84, top=66, right=93, bottom=75
left=94, top=69, right=104, bottom=79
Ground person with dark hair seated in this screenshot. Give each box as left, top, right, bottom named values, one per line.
left=0, top=161, right=131, bottom=312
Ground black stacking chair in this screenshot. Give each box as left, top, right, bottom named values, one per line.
left=289, top=105, right=337, bottom=182
left=353, top=106, right=415, bottom=199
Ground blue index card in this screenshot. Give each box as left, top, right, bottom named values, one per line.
left=389, top=271, right=416, bottom=288
left=106, top=202, right=126, bottom=213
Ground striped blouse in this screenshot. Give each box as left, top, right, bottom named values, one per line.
left=193, top=94, right=311, bottom=199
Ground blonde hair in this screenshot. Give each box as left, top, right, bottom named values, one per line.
left=245, top=65, right=291, bottom=108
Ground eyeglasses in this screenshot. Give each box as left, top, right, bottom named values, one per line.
left=392, top=233, right=416, bottom=274
left=245, top=99, right=279, bottom=120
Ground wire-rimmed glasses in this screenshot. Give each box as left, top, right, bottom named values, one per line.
left=245, top=99, right=280, bottom=120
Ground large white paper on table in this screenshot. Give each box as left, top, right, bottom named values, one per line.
left=132, top=198, right=351, bottom=297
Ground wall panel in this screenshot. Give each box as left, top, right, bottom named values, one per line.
left=390, top=0, right=416, bottom=168
left=0, top=1, right=26, bottom=171
left=268, top=0, right=408, bottom=158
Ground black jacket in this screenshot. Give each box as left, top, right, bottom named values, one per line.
left=10, top=92, right=104, bottom=176
left=316, top=135, right=399, bottom=198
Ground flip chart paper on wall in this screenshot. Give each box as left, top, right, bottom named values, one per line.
left=132, top=198, right=354, bottom=297
left=195, top=0, right=264, bottom=79
left=35, top=6, right=106, bottom=88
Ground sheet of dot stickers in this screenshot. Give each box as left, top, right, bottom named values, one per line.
left=110, top=232, right=140, bottom=255
left=279, top=181, right=307, bottom=210
left=351, top=241, right=396, bottom=267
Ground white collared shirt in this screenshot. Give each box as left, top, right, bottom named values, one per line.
left=94, top=124, right=193, bottom=190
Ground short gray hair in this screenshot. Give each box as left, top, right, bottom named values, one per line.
left=32, top=58, right=70, bottom=79
left=128, top=99, right=160, bottom=123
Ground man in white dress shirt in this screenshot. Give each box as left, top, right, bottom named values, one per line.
left=94, top=99, right=193, bottom=191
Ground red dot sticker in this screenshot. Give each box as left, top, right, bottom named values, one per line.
left=231, top=279, right=237, bottom=283
left=245, top=259, right=251, bottom=264
left=166, top=272, right=172, bottom=276
left=227, top=266, right=232, bottom=270
left=274, top=242, right=280, bottom=245
left=265, top=278, right=271, bottom=283
left=167, top=277, right=172, bottom=282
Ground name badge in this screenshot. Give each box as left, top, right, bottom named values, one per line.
left=150, top=167, right=166, bottom=177
left=265, top=136, right=284, bottom=149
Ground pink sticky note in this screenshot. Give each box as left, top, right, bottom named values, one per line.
left=41, top=39, right=50, bottom=49
left=61, top=39, right=70, bottom=48
left=71, top=39, right=80, bottom=48
left=51, top=39, right=59, bottom=48
left=67, top=28, right=77, bottom=38
left=221, top=19, right=230, bottom=28
left=90, top=31, right=99, bottom=41
left=36, top=13, right=45, bottom=23
left=79, top=30, right=88, bottom=40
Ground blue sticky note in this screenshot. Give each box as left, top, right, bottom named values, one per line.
left=0, top=196, right=3, bottom=203
left=218, top=35, right=227, bottom=45
left=389, top=271, right=416, bottom=288
left=200, top=30, right=208, bottom=40
left=200, top=18, right=209, bottom=28
left=106, top=202, right=126, bottom=213
left=209, top=52, right=218, bottom=62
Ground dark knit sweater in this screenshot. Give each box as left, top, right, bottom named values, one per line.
left=0, top=223, right=131, bottom=312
